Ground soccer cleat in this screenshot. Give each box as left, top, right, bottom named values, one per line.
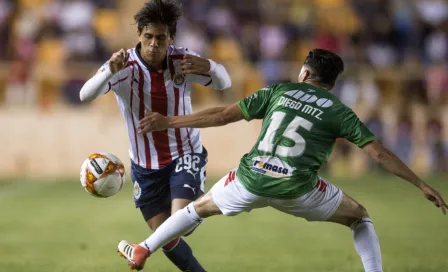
left=117, top=240, right=151, bottom=271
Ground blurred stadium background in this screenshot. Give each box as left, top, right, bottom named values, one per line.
left=1, top=0, right=448, bottom=271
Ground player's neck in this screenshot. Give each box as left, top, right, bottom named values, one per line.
left=149, top=63, right=163, bottom=71
left=142, top=56, right=163, bottom=71
left=303, top=80, right=331, bottom=91
left=137, top=47, right=164, bottom=71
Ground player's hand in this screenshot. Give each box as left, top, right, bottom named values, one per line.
left=180, top=54, right=211, bottom=75
left=109, top=49, right=129, bottom=74
left=420, top=183, right=448, bottom=215
left=138, top=111, right=168, bottom=134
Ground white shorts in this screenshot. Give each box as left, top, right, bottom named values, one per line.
left=210, top=169, right=343, bottom=222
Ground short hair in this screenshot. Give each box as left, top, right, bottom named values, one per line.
left=303, top=49, right=344, bottom=86
left=134, top=0, right=182, bottom=38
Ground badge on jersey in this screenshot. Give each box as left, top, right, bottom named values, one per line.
left=173, top=72, right=186, bottom=87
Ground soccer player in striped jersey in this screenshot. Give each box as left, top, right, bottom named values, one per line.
left=79, top=1, right=231, bottom=271
left=117, top=49, right=447, bottom=271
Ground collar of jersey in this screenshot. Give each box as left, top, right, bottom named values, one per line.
left=301, top=82, right=328, bottom=91
left=135, top=42, right=168, bottom=71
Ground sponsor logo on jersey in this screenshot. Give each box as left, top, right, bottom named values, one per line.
left=133, top=181, right=141, bottom=199
left=173, top=73, right=186, bottom=87
left=250, top=156, right=296, bottom=178
left=284, top=90, right=333, bottom=108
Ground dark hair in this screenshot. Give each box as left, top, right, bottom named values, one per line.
left=303, top=49, right=344, bottom=86
left=134, top=0, right=182, bottom=38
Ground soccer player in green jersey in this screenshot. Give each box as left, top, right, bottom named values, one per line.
left=117, top=49, right=447, bottom=272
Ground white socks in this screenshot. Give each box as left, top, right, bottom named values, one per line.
left=138, top=208, right=382, bottom=272
left=351, top=218, right=383, bottom=272
left=140, top=203, right=203, bottom=253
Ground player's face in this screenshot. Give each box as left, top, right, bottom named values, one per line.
left=138, top=24, right=173, bottom=68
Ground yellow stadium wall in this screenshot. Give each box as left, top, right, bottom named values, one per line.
left=0, top=105, right=261, bottom=178
left=0, top=103, right=435, bottom=179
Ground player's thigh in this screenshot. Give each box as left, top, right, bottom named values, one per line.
left=210, top=169, right=266, bottom=216
left=131, top=162, right=171, bottom=224
left=169, top=152, right=207, bottom=209
left=269, top=177, right=343, bottom=222
left=327, top=193, right=369, bottom=227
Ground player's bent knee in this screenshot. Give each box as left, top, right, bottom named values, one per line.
left=345, top=204, right=370, bottom=227
left=193, top=191, right=222, bottom=218
left=328, top=194, right=371, bottom=227
left=358, top=204, right=369, bottom=218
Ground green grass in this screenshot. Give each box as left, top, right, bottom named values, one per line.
left=1, top=174, right=448, bottom=271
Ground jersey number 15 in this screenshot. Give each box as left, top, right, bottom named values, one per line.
left=258, top=111, right=314, bottom=157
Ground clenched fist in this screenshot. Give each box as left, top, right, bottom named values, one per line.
left=109, top=49, right=129, bottom=74
left=180, top=54, right=211, bottom=75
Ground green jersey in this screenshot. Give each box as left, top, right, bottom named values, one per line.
left=236, top=83, right=375, bottom=199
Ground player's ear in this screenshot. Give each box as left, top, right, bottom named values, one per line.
left=303, top=69, right=312, bottom=82
left=298, top=67, right=310, bottom=83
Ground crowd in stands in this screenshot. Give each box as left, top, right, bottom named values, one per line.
left=1, top=0, right=447, bottom=172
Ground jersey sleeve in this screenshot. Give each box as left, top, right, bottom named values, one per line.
left=237, top=86, right=274, bottom=121
left=94, top=61, right=113, bottom=93
left=97, top=61, right=130, bottom=93
left=339, top=109, right=376, bottom=148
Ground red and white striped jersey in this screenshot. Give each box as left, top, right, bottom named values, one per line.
left=105, top=44, right=214, bottom=170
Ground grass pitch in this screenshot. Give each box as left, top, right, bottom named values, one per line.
left=1, top=174, right=447, bottom=271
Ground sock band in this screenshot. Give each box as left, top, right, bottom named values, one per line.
left=350, top=218, right=373, bottom=230
left=185, top=202, right=203, bottom=223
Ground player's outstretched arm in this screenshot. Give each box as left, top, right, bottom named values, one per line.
left=363, top=140, right=448, bottom=214
left=138, top=103, right=244, bottom=133
left=79, top=49, right=129, bottom=102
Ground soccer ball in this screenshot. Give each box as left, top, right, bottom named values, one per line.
left=80, top=152, right=126, bottom=198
